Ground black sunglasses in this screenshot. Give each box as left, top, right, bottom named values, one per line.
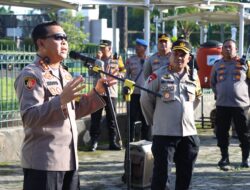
left=45, top=33, right=67, bottom=41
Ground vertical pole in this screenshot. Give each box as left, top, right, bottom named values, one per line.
left=126, top=101, right=131, bottom=190
left=155, top=16, right=158, bottom=47
left=201, top=88, right=204, bottom=128
left=144, top=0, right=150, bottom=55
left=112, top=7, right=117, bottom=53
left=239, top=5, right=245, bottom=57
left=200, top=25, right=204, bottom=45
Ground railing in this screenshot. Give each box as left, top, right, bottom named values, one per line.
left=0, top=52, right=36, bottom=128
left=0, top=50, right=215, bottom=128
left=0, top=51, right=128, bottom=128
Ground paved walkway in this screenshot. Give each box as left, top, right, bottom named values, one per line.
left=0, top=128, right=250, bottom=190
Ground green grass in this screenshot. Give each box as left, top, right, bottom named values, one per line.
left=0, top=77, right=16, bottom=100
left=0, top=77, right=18, bottom=111
left=0, top=71, right=125, bottom=112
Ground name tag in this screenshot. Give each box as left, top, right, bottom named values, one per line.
left=47, top=81, right=59, bottom=86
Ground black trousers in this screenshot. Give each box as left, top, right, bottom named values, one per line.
left=129, top=94, right=149, bottom=141
left=151, top=135, right=199, bottom=190
left=90, top=96, right=117, bottom=142
left=23, top=169, right=80, bottom=190
left=215, top=106, right=250, bottom=150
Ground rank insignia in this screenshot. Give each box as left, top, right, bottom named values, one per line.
left=235, top=63, right=242, bottom=68
left=167, top=65, right=173, bottom=71
left=24, top=77, right=37, bottom=90
left=44, top=71, right=53, bottom=79
left=219, top=64, right=225, bottom=68
left=234, top=75, right=241, bottom=80
left=153, top=59, right=159, bottom=64
left=39, top=59, right=49, bottom=70
left=219, top=75, right=224, bottom=80
left=163, top=74, right=171, bottom=79
left=65, top=74, right=72, bottom=81
left=218, top=70, right=224, bottom=74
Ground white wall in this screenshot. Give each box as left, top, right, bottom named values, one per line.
left=90, top=19, right=119, bottom=52
left=81, top=7, right=99, bottom=19
left=82, top=8, right=120, bottom=52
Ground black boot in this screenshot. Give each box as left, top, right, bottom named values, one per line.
left=240, top=148, right=250, bottom=168
left=109, top=135, right=122, bottom=150
left=218, top=147, right=230, bottom=169
left=88, top=138, right=98, bottom=152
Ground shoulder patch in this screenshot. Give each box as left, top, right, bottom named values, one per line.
left=24, top=77, right=37, bottom=90
left=148, top=73, right=157, bottom=83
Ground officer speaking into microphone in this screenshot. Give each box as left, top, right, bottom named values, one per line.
left=14, top=21, right=115, bottom=190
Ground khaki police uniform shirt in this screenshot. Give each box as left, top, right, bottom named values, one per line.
left=14, top=57, right=105, bottom=171
left=140, top=65, right=202, bottom=136
left=125, top=55, right=147, bottom=94
left=210, top=58, right=250, bottom=107
left=143, top=52, right=171, bottom=80
left=92, top=55, right=125, bottom=98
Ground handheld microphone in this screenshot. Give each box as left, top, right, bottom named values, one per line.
left=69, top=51, right=104, bottom=69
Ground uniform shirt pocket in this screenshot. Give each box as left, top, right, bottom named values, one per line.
left=186, top=85, right=196, bottom=102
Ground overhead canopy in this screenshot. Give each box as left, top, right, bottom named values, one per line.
left=0, top=0, right=250, bottom=55
left=2, top=0, right=250, bottom=10
left=163, top=11, right=250, bottom=25
left=0, top=0, right=79, bottom=10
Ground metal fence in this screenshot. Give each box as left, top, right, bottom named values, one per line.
left=0, top=50, right=215, bottom=128
left=0, top=51, right=129, bottom=128
left=0, top=52, right=36, bottom=128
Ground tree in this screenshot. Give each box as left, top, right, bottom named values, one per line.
left=0, top=6, right=14, bottom=14
left=0, top=6, right=14, bottom=37
left=57, top=10, right=88, bottom=51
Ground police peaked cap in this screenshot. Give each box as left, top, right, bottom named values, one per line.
left=158, top=33, right=171, bottom=42
left=136, top=38, right=148, bottom=47
left=172, top=39, right=192, bottom=54
left=99, top=39, right=112, bottom=47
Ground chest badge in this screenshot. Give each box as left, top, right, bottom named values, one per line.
left=44, top=71, right=53, bottom=79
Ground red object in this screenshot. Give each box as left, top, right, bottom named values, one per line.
left=148, top=73, right=157, bottom=83
left=196, top=40, right=222, bottom=88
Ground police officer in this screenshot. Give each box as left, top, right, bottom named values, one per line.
left=14, top=21, right=114, bottom=190
left=210, top=39, right=250, bottom=169
left=89, top=39, right=126, bottom=151
left=140, top=39, right=201, bottom=190
left=143, top=33, right=172, bottom=79
left=125, top=38, right=149, bottom=141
